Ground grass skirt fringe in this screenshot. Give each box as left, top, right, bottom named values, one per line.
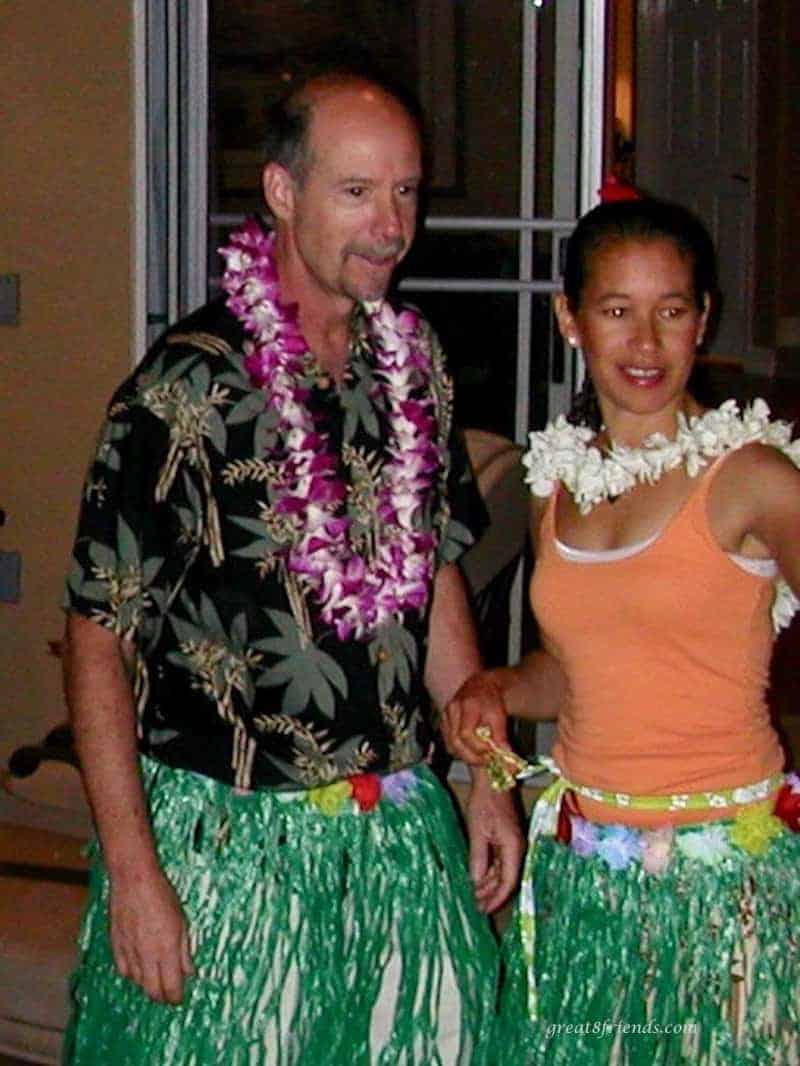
left=63, top=759, right=498, bottom=1066
left=494, top=831, right=800, bottom=1065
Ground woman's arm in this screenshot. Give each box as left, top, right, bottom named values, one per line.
left=709, top=442, right=800, bottom=596
left=441, top=646, right=566, bottom=766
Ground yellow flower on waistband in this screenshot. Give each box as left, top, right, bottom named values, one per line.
left=308, top=780, right=353, bottom=816
left=729, top=801, right=785, bottom=855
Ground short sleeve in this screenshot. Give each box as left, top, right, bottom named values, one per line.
left=63, top=336, right=215, bottom=650
left=63, top=374, right=173, bottom=647
left=416, top=316, right=489, bottom=565
left=436, top=423, right=489, bottom=564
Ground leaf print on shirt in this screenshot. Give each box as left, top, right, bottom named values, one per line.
left=253, top=714, right=376, bottom=786
left=381, top=703, right=423, bottom=771
left=166, top=331, right=234, bottom=359
left=67, top=515, right=165, bottom=642
left=368, top=623, right=418, bottom=702
left=140, top=365, right=231, bottom=566
left=167, top=592, right=262, bottom=723
left=223, top=459, right=301, bottom=566
left=92, top=415, right=132, bottom=478
left=438, top=516, right=475, bottom=564
left=341, top=367, right=382, bottom=441
left=343, top=444, right=383, bottom=557
left=253, top=608, right=349, bottom=718
left=225, top=389, right=267, bottom=425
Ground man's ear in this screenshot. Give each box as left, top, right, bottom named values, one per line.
left=553, top=293, right=581, bottom=348
left=262, top=162, right=296, bottom=222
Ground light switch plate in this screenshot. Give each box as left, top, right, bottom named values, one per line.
left=0, top=551, right=21, bottom=602
left=0, top=274, right=20, bottom=326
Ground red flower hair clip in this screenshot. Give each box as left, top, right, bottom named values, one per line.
left=599, top=175, right=643, bottom=203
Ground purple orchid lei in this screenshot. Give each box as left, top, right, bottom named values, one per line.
left=219, top=219, right=441, bottom=640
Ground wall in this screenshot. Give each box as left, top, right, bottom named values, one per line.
left=0, top=2, right=133, bottom=757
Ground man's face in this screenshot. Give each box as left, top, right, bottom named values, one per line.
left=272, top=85, right=422, bottom=310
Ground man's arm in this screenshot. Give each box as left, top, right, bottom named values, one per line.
left=424, top=562, right=524, bottom=913
left=63, top=612, right=194, bottom=1003
left=443, top=492, right=566, bottom=766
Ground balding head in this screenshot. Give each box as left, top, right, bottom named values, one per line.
left=263, top=70, right=424, bottom=187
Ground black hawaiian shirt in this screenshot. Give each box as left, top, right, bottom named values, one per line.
left=65, top=296, right=487, bottom=791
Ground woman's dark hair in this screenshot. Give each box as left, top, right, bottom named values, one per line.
left=564, top=198, right=718, bottom=429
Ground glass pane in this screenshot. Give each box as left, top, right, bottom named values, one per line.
left=409, top=291, right=518, bottom=438
left=209, top=0, right=523, bottom=220
left=402, top=230, right=520, bottom=282
left=401, top=291, right=555, bottom=440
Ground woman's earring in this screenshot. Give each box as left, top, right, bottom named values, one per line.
left=567, top=336, right=578, bottom=347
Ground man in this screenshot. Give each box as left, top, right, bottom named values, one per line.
left=62, top=69, right=522, bottom=1063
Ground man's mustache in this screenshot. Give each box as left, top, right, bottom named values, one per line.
left=348, top=239, right=405, bottom=260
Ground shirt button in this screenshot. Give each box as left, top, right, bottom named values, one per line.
left=377, top=648, right=391, bottom=663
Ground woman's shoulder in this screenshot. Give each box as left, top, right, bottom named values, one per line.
left=712, top=437, right=800, bottom=490
left=706, top=433, right=800, bottom=551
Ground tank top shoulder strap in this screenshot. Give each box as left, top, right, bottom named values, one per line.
left=672, top=444, right=746, bottom=544
left=535, top=486, right=559, bottom=550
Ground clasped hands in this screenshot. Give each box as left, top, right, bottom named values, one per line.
left=443, top=669, right=528, bottom=787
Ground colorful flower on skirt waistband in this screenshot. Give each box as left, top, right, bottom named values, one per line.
left=568, top=816, right=599, bottom=857
left=349, top=773, right=382, bottom=811
left=596, top=825, right=642, bottom=870
left=308, top=780, right=353, bottom=816
left=307, top=769, right=421, bottom=815
left=381, top=769, right=418, bottom=805
left=640, top=826, right=674, bottom=875
left=562, top=794, right=791, bottom=873
left=728, top=800, right=785, bottom=855
left=675, top=823, right=733, bottom=866
left=566, top=818, right=643, bottom=870
left=774, top=771, right=800, bottom=832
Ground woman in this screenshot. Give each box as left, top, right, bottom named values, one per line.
left=446, top=198, right=800, bottom=1064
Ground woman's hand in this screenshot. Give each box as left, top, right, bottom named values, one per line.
left=443, top=670, right=511, bottom=766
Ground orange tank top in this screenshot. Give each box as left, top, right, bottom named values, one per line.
left=530, top=455, right=784, bottom=826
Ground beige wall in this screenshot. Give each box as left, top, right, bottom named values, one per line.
left=0, top=2, right=133, bottom=754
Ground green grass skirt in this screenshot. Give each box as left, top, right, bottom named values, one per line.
left=494, top=830, right=800, bottom=1065
left=63, top=758, right=498, bottom=1065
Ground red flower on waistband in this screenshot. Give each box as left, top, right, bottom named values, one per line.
left=350, top=773, right=382, bottom=811
left=556, top=791, right=582, bottom=845
left=774, top=773, right=800, bottom=832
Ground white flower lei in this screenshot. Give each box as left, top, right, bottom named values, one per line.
left=522, top=398, right=800, bottom=633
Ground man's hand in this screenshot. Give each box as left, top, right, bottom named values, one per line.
left=109, top=867, right=195, bottom=1004
left=442, top=669, right=511, bottom=766
left=466, top=771, right=524, bottom=913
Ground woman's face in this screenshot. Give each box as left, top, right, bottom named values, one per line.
left=555, top=238, right=710, bottom=428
